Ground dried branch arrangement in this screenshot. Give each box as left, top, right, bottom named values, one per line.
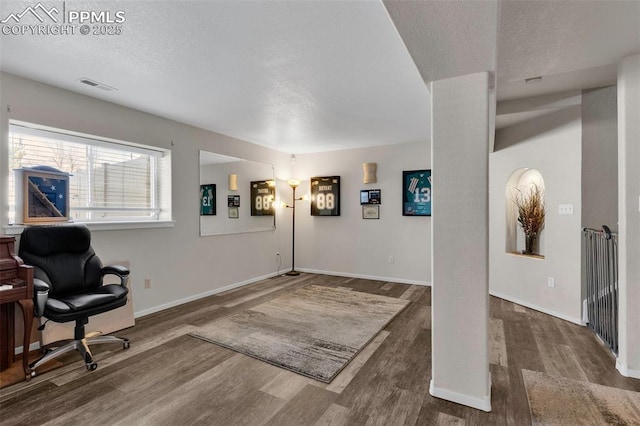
left=514, top=184, right=545, bottom=255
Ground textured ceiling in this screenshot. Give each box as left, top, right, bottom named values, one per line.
left=383, top=0, right=499, bottom=84
left=385, top=0, right=639, bottom=102
left=0, top=0, right=430, bottom=154
left=385, top=0, right=639, bottom=128
left=1, top=1, right=639, bottom=152
left=496, top=0, right=640, bottom=100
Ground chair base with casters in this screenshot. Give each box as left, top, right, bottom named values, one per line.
left=29, top=318, right=130, bottom=376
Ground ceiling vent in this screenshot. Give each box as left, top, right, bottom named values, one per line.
left=78, top=78, right=118, bottom=92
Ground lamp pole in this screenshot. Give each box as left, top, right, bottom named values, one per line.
left=286, top=180, right=301, bottom=276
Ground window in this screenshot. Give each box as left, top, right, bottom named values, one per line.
left=7, top=121, right=171, bottom=224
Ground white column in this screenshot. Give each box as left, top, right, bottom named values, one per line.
left=430, top=72, right=491, bottom=411
left=616, top=53, right=640, bottom=379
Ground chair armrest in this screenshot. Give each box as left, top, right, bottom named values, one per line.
left=101, top=265, right=130, bottom=287
left=33, top=278, right=49, bottom=317
left=33, top=278, right=50, bottom=293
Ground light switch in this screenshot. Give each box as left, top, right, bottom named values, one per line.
left=558, top=204, right=574, bottom=215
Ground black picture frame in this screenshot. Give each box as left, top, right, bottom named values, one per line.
left=200, top=184, right=216, bottom=216
left=402, top=170, right=431, bottom=216
left=251, top=180, right=275, bottom=216
left=227, top=195, right=240, bottom=207
left=360, top=189, right=381, bottom=205
left=310, top=176, right=340, bottom=216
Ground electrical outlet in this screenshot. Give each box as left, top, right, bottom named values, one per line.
left=547, top=277, right=555, bottom=288
left=144, top=278, right=151, bottom=289
left=388, top=256, right=394, bottom=264
left=558, top=204, right=574, bottom=215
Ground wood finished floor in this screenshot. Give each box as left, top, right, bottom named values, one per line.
left=1, top=273, right=639, bottom=425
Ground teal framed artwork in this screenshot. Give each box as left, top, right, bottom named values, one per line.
left=403, top=170, right=431, bottom=216
left=200, top=184, right=216, bottom=216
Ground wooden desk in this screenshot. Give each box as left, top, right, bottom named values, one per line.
left=0, top=235, right=34, bottom=382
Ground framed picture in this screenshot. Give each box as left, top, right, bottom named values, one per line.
left=17, top=167, right=70, bottom=224
left=251, top=180, right=275, bottom=216
left=228, top=206, right=239, bottom=219
left=362, top=205, right=379, bottom=219
left=228, top=195, right=240, bottom=207
left=200, top=184, right=216, bottom=216
left=310, top=176, right=340, bottom=216
left=360, top=189, right=381, bottom=205
left=403, top=170, right=431, bottom=216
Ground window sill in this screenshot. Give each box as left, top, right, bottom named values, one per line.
left=2, top=220, right=175, bottom=235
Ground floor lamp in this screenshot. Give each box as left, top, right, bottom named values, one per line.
left=283, top=180, right=305, bottom=276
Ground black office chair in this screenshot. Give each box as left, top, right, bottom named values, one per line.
left=18, top=225, right=130, bottom=376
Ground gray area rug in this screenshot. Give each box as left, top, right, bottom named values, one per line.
left=189, top=285, right=410, bottom=383
left=522, top=369, right=640, bottom=425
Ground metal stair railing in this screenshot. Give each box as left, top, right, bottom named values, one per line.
left=583, top=226, right=618, bottom=354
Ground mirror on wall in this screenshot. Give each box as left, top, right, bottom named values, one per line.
left=199, top=150, right=276, bottom=236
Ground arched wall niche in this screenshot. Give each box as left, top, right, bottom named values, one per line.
left=505, top=168, right=545, bottom=257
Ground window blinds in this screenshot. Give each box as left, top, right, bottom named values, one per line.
left=8, top=122, right=162, bottom=222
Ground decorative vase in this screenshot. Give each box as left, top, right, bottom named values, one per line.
left=525, top=234, right=536, bottom=255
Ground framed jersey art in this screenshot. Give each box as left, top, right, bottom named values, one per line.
left=403, top=170, right=431, bottom=216
left=200, top=184, right=216, bottom=216
left=310, top=176, right=340, bottom=216
left=250, top=180, right=275, bottom=216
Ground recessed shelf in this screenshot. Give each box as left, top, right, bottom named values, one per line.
left=507, top=252, right=545, bottom=260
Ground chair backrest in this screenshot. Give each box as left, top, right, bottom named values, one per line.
left=19, top=225, right=103, bottom=297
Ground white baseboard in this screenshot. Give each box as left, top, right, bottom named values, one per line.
left=490, top=290, right=584, bottom=325
left=135, top=269, right=429, bottom=318
left=297, top=268, right=430, bottom=286
left=133, top=271, right=280, bottom=318
left=429, top=379, right=492, bottom=412
left=616, top=359, right=640, bottom=379
left=15, top=341, right=41, bottom=355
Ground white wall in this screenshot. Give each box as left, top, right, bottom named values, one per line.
left=1, top=72, right=432, bottom=326
left=292, top=142, right=430, bottom=285
left=616, top=54, right=640, bottom=379
left=0, top=72, right=292, bottom=317
left=490, top=97, right=583, bottom=324
left=582, top=86, right=618, bottom=231
left=430, top=72, right=491, bottom=412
